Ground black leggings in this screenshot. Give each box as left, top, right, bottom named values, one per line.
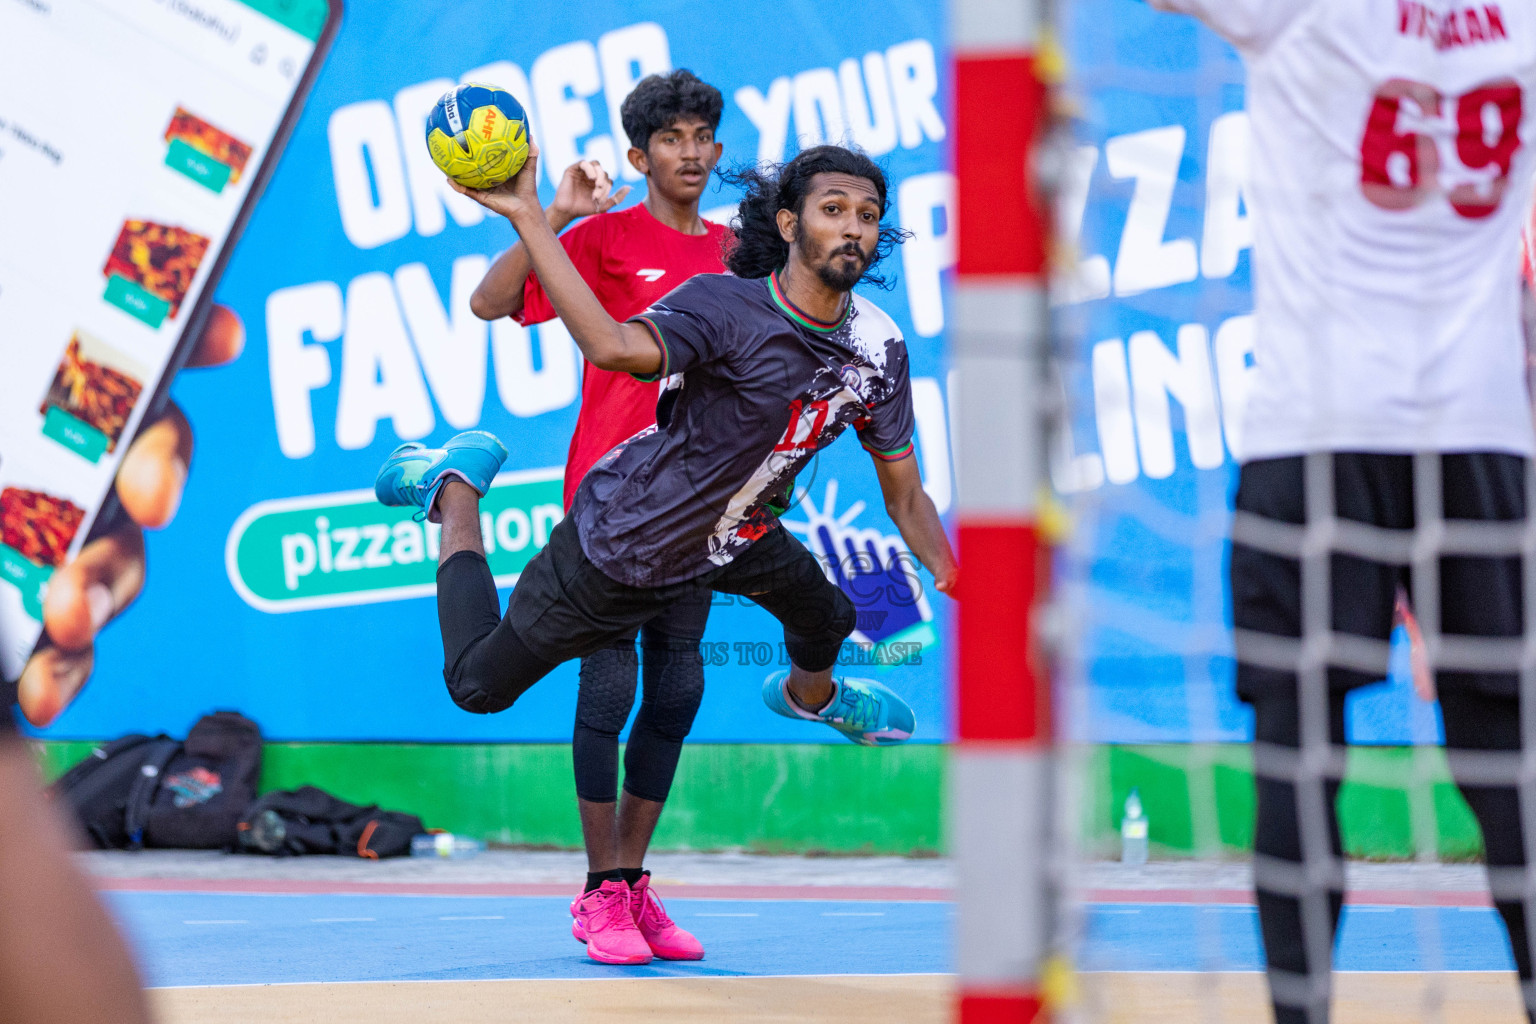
left=572, top=592, right=710, bottom=804
left=436, top=520, right=853, bottom=716
left=437, top=550, right=708, bottom=803
left=1251, top=688, right=1533, bottom=1024
left=436, top=550, right=559, bottom=713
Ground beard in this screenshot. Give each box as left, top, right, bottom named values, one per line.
left=797, top=234, right=872, bottom=291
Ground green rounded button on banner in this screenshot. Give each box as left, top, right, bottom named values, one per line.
left=42, top=406, right=109, bottom=463
left=225, top=468, right=563, bottom=613
left=165, top=139, right=233, bottom=193
left=104, top=274, right=170, bottom=328
left=0, top=543, right=51, bottom=621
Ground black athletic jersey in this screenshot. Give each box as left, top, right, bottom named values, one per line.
left=567, top=271, right=915, bottom=588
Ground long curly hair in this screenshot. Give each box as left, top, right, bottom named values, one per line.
left=720, top=145, right=909, bottom=290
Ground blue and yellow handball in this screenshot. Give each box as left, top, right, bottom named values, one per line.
left=425, top=83, right=530, bottom=190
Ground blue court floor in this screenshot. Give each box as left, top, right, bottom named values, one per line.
left=1081, top=903, right=1518, bottom=973
left=108, top=892, right=951, bottom=987
left=107, top=891, right=1519, bottom=988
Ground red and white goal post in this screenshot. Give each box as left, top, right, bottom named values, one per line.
left=950, top=0, right=1055, bottom=1021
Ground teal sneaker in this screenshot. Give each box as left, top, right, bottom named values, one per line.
left=761, top=671, right=915, bottom=746
left=374, top=430, right=509, bottom=522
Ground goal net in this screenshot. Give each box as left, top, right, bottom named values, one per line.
left=1034, top=2, right=1536, bottom=1023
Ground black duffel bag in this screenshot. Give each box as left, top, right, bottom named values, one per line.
left=237, top=785, right=425, bottom=858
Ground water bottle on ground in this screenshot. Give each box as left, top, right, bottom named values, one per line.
left=1120, top=788, right=1148, bottom=867
left=411, top=832, right=482, bottom=858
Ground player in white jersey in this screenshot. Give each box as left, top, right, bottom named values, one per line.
left=1147, top=2, right=1536, bottom=1022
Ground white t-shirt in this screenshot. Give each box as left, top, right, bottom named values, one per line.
left=1149, top=0, right=1536, bottom=459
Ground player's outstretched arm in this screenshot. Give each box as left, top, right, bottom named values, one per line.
left=872, top=452, right=958, bottom=598
left=468, top=159, right=630, bottom=321
left=450, top=146, right=659, bottom=377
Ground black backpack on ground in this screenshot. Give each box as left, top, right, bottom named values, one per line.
left=237, top=785, right=425, bottom=858
left=52, top=733, right=179, bottom=850
left=54, top=711, right=263, bottom=851
left=145, top=711, right=263, bottom=849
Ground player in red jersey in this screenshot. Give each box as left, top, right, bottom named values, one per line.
left=468, top=70, right=727, bottom=965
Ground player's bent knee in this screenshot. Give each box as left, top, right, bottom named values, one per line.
left=790, top=590, right=855, bottom=643
left=831, top=590, right=857, bottom=640
left=441, top=629, right=559, bottom=714
left=443, top=669, right=520, bottom=715
left=790, top=592, right=856, bottom=661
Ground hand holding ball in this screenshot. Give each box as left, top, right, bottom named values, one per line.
left=425, top=83, right=529, bottom=190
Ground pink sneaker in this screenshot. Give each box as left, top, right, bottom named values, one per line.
left=631, top=873, right=704, bottom=960
left=571, top=880, right=652, bottom=965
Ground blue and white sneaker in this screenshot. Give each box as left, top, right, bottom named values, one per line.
left=374, top=430, right=508, bottom=522
left=761, top=671, right=915, bottom=746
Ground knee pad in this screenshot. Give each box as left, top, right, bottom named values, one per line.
left=780, top=587, right=855, bottom=643
left=575, top=645, right=640, bottom=735
left=440, top=618, right=558, bottom=715
left=782, top=588, right=856, bottom=673
left=829, top=587, right=857, bottom=641
left=636, top=637, right=706, bottom=742
left=443, top=670, right=518, bottom=715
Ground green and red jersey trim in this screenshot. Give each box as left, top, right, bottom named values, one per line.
left=628, top=316, right=671, bottom=383
left=863, top=438, right=915, bottom=461
left=768, top=271, right=852, bottom=333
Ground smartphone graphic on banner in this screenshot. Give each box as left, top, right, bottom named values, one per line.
left=0, top=0, right=341, bottom=682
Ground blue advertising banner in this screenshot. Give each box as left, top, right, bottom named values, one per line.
left=1056, top=0, right=1436, bottom=745
left=43, top=1, right=957, bottom=742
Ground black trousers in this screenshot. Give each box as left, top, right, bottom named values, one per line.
left=435, top=516, right=855, bottom=715
left=1232, top=452, right=1533, bottom=1024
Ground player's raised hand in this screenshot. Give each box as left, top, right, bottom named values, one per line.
left=18, top=306, right=244, bottom=726
left=551, top=159, right=632, bottom=220
left=447, top=140, right=544, bottom=223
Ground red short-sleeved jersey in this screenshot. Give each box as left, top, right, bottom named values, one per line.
left=515, top=203, right=731, bottom=509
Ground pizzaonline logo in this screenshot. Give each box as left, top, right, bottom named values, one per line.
left=225, top=468, right=563, bottom=614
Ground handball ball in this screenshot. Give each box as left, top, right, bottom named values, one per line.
left=425, top=83, right=530, bottom=190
